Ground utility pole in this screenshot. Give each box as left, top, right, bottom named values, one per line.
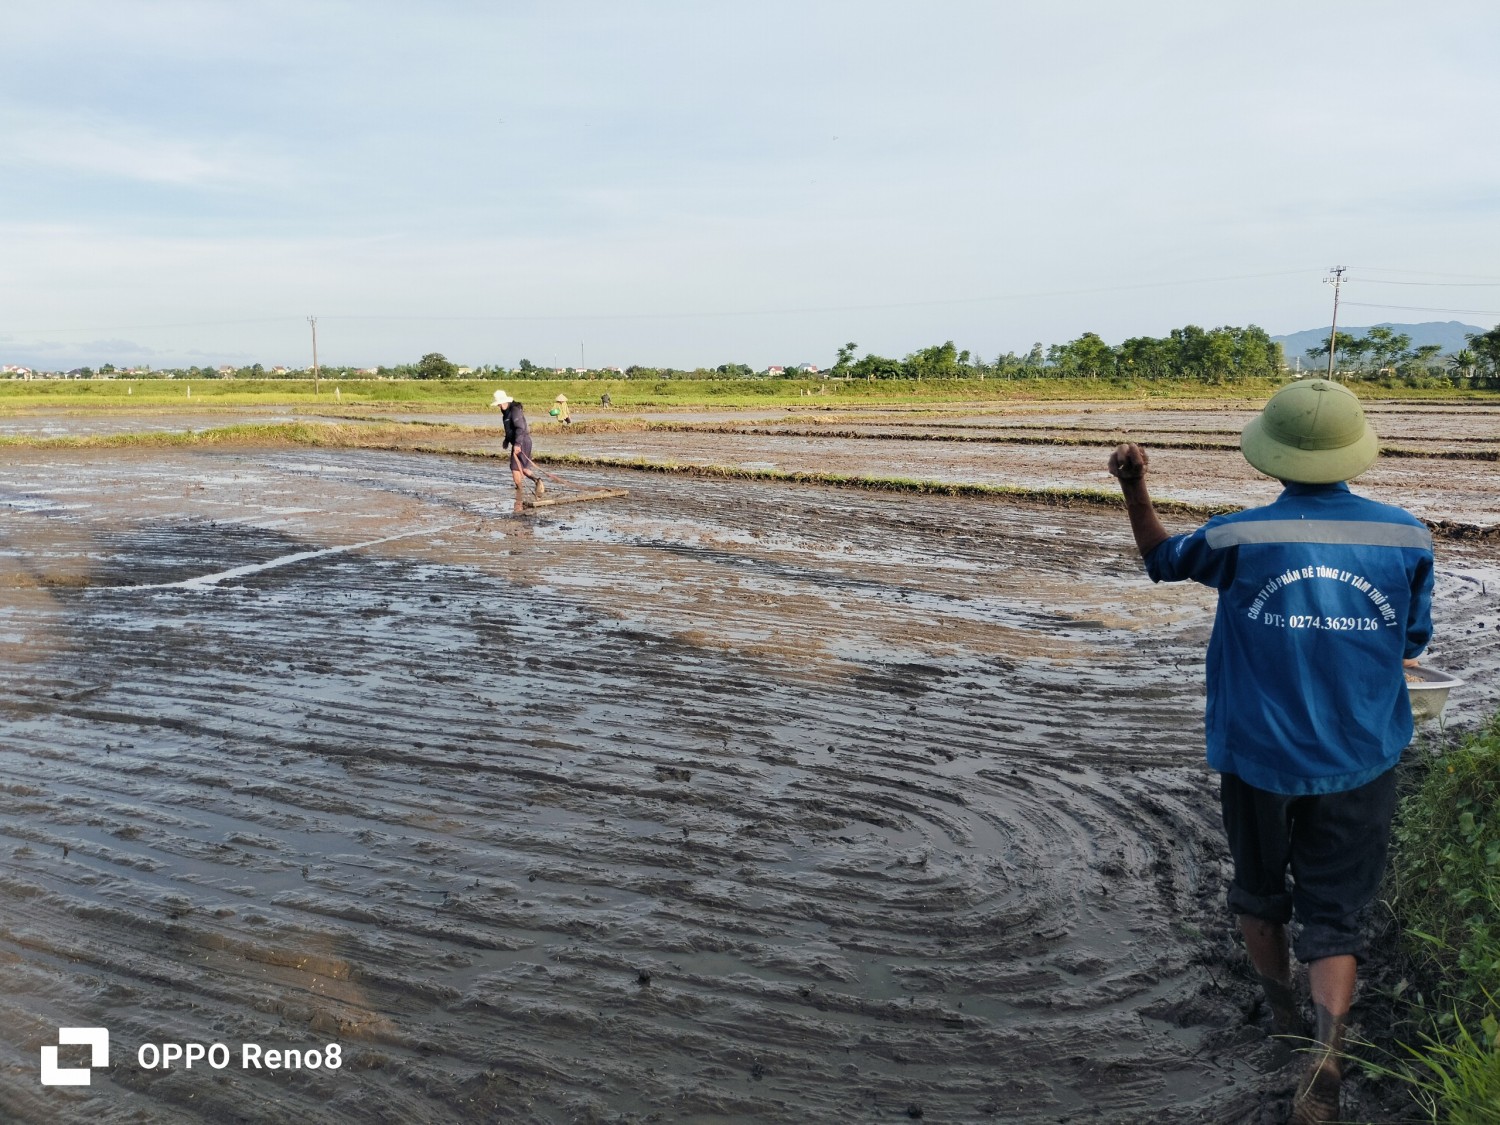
left=308, top=316, right=320, bottom=395
left=1323, top=267, right=1346, bottom=380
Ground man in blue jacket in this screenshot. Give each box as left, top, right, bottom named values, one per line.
left=1107, top=378, right=1434, bottom=1124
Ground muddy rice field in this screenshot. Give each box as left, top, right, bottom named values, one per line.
left=2, top=399, right=1497, bottom=1123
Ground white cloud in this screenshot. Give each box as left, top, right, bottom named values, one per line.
left=1, top=109, right=289, bottom=188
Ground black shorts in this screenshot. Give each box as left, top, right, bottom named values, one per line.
left=509, top=438, right=536, bottom=474
left=1219, top=769, right=1397, bottom=963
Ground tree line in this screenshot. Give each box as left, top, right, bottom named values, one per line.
left=1305, top=325, right=1500, bottom=386
left=830, top=325, right=1284, bottom=384
left=24, top=322, right=1500, bottom=387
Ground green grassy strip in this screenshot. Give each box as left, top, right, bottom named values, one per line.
left=439, top=416, right=1500, bottom=462
left=1381, top=715, right=1500, bottom=1121
left=0, top=421, right=432, bottom=450
left=527, top=451, right=1236, bottom=516
left=11, top=420, right=1498, bottom=536
left=0, top=418, right=508, bottom=451
left=5, top=375, right=1499, bottom=411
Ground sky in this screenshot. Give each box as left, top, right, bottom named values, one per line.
left=3, top=0, right=1499, bottom=371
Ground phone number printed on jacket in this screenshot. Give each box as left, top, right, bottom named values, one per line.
left=1245, top=564, right=1398, bottom=628
left=1261, top=613, right=1382, bottom=631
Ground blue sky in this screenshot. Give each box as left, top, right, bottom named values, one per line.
left=3, top=1, right=1499, bottom=370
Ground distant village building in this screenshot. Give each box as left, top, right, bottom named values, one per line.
left=765, top=365, right=786, bottom=377
left=796, top=363, right=820, bottom=374
left=271, top=366, right=289, bottom=375
left=217, top=365, right=236, bottom=377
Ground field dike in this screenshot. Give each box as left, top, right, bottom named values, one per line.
left=5, top=419, right=1496, bottom=538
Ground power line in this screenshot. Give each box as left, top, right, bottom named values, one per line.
left=1352, top=279, right=1500, bottom=288
left=1344, top=301, right=1500, bottom=317
left=4, top=316, right=298, bottom=335
left=1350, top=266, right=1500, bottom=282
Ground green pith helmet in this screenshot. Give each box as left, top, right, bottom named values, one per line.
left=1240, top=378, right=1378, bottom=484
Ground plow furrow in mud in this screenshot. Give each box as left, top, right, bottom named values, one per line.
left=1, top=433, right=1496, bottom=1123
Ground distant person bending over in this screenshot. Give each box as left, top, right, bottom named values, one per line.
left=550, top=394, right=572, bottom=424
left=492, top=389, right=545, bottom=497
left=1107, top=379, right=1434, bottom=1125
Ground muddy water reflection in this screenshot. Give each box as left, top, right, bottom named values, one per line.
left=1, top=445, right=1496, bottom=1123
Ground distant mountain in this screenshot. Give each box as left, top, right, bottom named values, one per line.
left=1273, top=321, right=1484, bottom=363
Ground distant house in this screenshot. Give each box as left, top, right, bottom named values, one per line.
left=357, top=367, right=379, bottom=376
left=271, top=366, right=289, bottom=375
left=457, top=366, right=473, bottom=375
left=765, top=366, right=786, bottom=377
left=602, top=365, right=625, bottom=375
left=796, top=363, right=820, bottom=374
left=217, top=365, right=236, bottom=377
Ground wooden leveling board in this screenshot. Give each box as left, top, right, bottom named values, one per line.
left=523, top=488, right=630, bottom=510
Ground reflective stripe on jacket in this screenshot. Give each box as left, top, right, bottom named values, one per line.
left=1146, top=481, right=1434, bottom=795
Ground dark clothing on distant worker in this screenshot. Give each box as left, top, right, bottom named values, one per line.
left=502, top=402, right=531, bottom=451
left=502, top=403, right=536, bottom=475
left=1144, top=481, right=1433, bottom=796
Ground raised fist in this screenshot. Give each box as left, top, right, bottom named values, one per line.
left=1108, top=443, right=1148, bottom=483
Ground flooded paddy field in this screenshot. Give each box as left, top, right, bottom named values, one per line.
left=0, top=407, right=307, bottom=439
left=2, top=403, right=1497, bottom=1123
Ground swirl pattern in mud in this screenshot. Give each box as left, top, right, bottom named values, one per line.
left=1, top=437, right=1495, bottom=1123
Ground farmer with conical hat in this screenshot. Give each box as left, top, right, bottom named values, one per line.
left=1107, top=378, right=1434, bottom=1124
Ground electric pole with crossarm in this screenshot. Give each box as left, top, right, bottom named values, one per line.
left=1324, top=267, right=1346, bottom=380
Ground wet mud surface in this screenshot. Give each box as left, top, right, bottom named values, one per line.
left=434, top=402, right=1500, bottom=525
left=0, top=408, right=308, bottom=438
left=2, top=405, right=1498, bottom=1123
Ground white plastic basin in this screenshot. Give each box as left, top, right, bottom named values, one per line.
left=1407, top=665, right=1463, bottom=724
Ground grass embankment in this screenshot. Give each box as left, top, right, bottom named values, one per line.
left=538, top=452, right=1237, bottom=517
left=1384, top=718, right=1500, bottom=1121
left=4, top=376, right=1499, bottom=411
left=555, top=419, right=1500, bottom=463
left=0, top=421, right=469, bottom=451
left=0, top=420, right=1236, bottom=519
left=12, top=420, right=1500, bottom=538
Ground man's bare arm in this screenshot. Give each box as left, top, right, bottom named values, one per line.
left=1107, top=442, right=1170, bottom=559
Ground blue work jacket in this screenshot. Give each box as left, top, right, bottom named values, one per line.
left=1146, top=481, right=1434, bottom=795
